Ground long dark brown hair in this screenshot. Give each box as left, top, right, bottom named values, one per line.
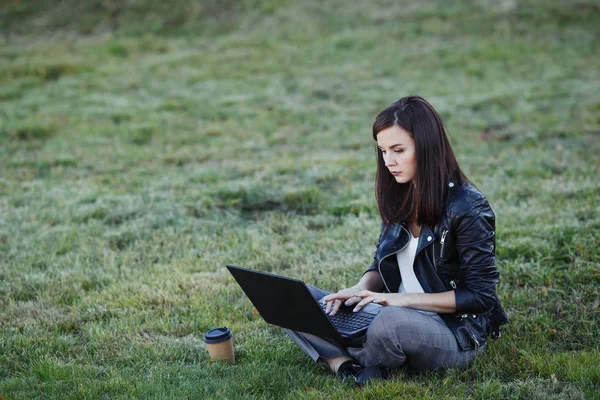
left=373, top=95, right=468, bottom=227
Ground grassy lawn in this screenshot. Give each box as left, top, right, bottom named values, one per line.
left=1, top=0, right=599, bottom=398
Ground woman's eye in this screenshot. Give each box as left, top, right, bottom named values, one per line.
left=394, top=149, right=403, bottom=153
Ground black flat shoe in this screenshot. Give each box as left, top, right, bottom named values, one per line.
left=336, top=360, right=383, bottom=387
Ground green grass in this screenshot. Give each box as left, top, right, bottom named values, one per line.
left=1, top=0, right=599, bottom=398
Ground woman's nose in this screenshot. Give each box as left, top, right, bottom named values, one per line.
left=384, top=154, right=396, bottom=166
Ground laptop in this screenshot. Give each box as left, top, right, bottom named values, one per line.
left=226, top=264, right=382, bottom=344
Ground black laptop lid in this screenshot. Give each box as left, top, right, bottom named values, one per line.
left=226, top=265, right=342, bottom=341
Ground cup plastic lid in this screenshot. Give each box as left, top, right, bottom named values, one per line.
left=203, top=327, right=232, bottom=344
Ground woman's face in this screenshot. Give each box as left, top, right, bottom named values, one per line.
left=376, top=125, right=417, bottom=184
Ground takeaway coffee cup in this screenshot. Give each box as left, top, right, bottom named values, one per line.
left=203, top=327, right=235, bottom=364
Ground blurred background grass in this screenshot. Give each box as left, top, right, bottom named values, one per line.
left=1, top=0, right=599, bottom=398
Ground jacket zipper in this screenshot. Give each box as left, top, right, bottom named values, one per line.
left=377, top=224, right=411, bottom=293
left=439, top=229, right=448, bottom=256
left=433, top=229, right=448, bottom=272
left=433, top=229, right=456, bottom=289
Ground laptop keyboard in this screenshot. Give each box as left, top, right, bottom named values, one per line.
left=319, top=303, right=375, bottom=331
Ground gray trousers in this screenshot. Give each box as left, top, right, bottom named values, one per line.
left=284, top=286, right=483, bottom=371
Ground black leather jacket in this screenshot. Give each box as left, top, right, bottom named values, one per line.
left=363, top=182, right=508, bottom=350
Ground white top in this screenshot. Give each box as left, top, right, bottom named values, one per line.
left=397, top=234, right=422, bottom=294
left=396, top=233, right=443, bottom=321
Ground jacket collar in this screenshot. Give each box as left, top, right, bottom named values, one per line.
left=378, top=178, right=459, bottom=259
left=379, top=222, right=435, bottom=260
left=416, top=225, right=435, bottom=255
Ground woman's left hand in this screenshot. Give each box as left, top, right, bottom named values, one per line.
left=352, top=290, right=408, bottom=312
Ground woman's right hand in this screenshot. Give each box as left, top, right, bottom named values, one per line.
left=322, top=286, right=363, bottom=316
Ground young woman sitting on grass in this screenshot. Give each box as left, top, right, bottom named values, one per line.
left=285, top=95, right=508, bottom=386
